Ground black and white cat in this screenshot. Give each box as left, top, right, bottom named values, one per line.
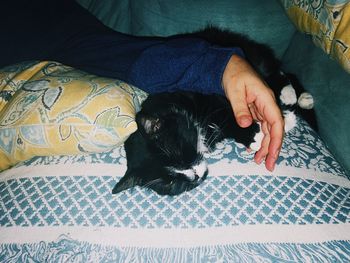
left=112, top=27, right=316, bottom=196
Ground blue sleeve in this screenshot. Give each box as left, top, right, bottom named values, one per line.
left=53, top=32, right=244, bottom=96
left=128, top=37, right=244, bottom=95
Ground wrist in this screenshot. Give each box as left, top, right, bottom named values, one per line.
left=222, top=55, right=245, bottom=94
left=222, top=54, right=262, bottom=96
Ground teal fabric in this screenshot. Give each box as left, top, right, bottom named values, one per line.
left=77, top=0, right=131, bottom=33
left=282, top=32, right=350, bottom=173
left=76, top=0, right=296, bottom=59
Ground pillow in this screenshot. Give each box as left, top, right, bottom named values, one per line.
left=0, top=61, right=147, bottom=171
left=279, top=0, right=350, bottom=73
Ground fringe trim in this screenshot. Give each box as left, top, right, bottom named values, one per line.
left=1, top=235, right=350, bottom=263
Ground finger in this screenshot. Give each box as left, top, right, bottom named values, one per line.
left=227, top=85, right=253, bottom=128
left=254, top=122, right=270, bottom=164
left=265, top=119, right=284, bottom=171
left=254, top=88, right=284, bottom=171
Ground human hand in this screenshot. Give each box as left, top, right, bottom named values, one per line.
left=222, top=54, right=284, bottom=171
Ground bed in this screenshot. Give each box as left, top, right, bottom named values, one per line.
left=0, top=60, right=350, bottom=262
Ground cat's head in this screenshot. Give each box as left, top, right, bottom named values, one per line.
left=112, top=97, right=209, bottom=196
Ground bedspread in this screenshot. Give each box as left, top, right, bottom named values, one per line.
left=1, top=118, right=349, bottom=262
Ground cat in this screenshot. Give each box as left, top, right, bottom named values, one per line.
left=112, top=27, right=316, bottom=196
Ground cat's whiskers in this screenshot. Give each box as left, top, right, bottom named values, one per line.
left=206, top=131, right=221, bottom=150
left=194, top=106, right=228, bottom=151
left=143, top=178, right=164, bottom=188
left=205, top=117, right=230, bottom=149
left=205, top=122, right=222, bottom=141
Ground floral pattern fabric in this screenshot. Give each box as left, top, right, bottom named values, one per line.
left=0, top=61, right=147, bottom=171
left=279, top=0, right=350, bottom=73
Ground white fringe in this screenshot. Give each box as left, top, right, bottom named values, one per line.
left=1, top=236, right=350, bottom=263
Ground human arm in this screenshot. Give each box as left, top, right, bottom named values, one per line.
left=52, top=32, right=243, bottom=95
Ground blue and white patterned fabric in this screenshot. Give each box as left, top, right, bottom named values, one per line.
left=1, top=118, right=349, bottom=262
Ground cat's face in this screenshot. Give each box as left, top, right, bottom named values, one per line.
left=141, top=110, right=208, bottom=176
left=112, top=106, right=209, bottom=196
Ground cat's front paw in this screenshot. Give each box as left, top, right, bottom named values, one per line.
left=248, top=122, right=263, bottom=151
left=234, top=121, right=263, bottom=151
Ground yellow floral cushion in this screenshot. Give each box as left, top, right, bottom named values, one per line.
left=0, top=61, right=147, bottom=171
left=280, top=0, right=350, bottom=73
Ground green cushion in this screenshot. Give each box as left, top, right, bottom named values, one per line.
left=77, top=0, right=296, bottom=59
left=282, top=32, right=350, bottom=173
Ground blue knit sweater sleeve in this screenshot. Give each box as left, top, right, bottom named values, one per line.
left=54, top=32, right=244, bottom=96
left=127, top=37, right=244, bottom=95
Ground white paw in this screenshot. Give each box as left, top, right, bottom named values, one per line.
left=280, top=84, right=297, bottom=105
left=283, top=110, right=297, bottom=132
left=249, top=122, right=263, bottom=151
left=298, top=92, right=314, bottom=109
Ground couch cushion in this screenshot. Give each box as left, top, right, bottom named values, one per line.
left=77, top=0, right=296, bottom=59
left=0, top=61, right=147, bottom=171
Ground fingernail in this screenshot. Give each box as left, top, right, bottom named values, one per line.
left=268, top=163, right=275, bottom=172
left=255, top=156, right=262, bottom=164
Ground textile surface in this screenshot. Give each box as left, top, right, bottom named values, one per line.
left=76, top=0, right=296, bottom=59
left=0, top=61, right=146, bottom=171
left=1, top=117, right=349, bottom=262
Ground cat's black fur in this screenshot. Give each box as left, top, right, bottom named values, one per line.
left=112, top=27, right=317, bottom=196
left=113, top=92, right=260, bottom=196
left=191, top=26, right=280, bottom=78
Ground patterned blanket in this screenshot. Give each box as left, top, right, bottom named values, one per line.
left=1, top=119, right=349, bottom=262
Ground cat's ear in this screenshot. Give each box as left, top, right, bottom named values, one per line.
left=112, top=170, right=142, bottom=194
left=138, top=115, right=162, bottom=136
